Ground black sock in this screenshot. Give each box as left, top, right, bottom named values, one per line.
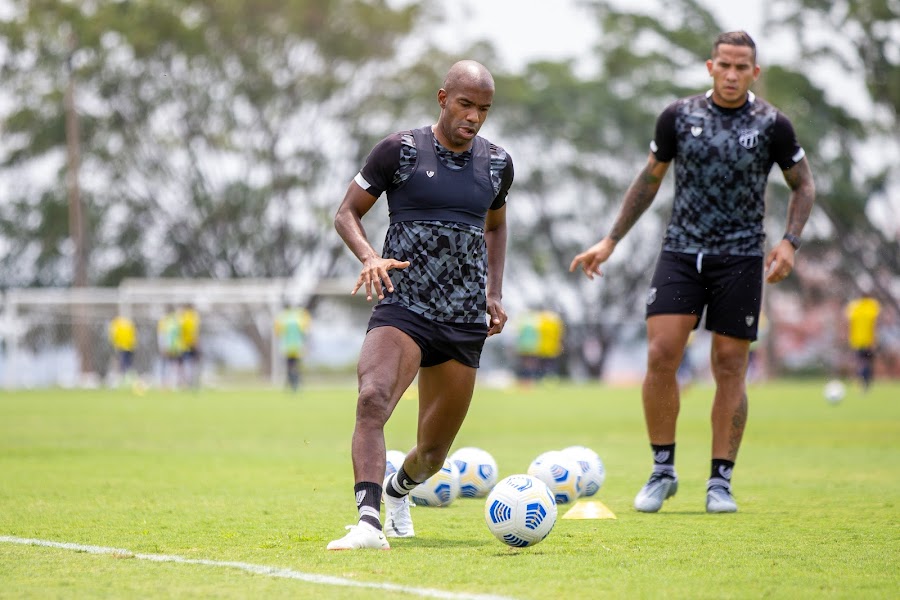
left=709, top=459, right=735, bottom=490
left=385, top=467, right=421, bottom=499
left=651, top=443, right=676, bottom=476
left=354, top=481, right=382, bottom=530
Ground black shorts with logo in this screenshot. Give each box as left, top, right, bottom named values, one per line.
left=367, top=303, right=488, bottom=368
left=645, top=251, right=764, bottom=341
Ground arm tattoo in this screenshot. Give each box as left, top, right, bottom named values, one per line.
left=608, top=162, right=664, bottom=241
left=783, top=159, right=816, bottom=237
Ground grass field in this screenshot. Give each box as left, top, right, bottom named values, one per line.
left=1, top=380, right=898, bottom=599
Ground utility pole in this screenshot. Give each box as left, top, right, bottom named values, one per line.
left=65, top=36, right=92, bottom=379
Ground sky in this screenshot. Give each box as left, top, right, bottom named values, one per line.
left=446, top=0, right=765, bottom=71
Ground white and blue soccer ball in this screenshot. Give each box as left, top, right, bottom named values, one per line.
left=450, top=446, right=498, bottom=498
left=823, top=379, right=846, bottom=404
left=410, top=459, right=460, bottom=507
left=484, top=474, right=557, bottom=548
left=527, top=450, right=583, bottom=504
left=384, top=449, right=406, bottom=479
left=562, top=445, right=606, bottom=497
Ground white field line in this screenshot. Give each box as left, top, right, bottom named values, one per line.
left=0, top=536, right=517, bottom=600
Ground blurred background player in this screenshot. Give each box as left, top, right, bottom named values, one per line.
left=274, top=302, right=311, bottom=393
left=178, top=303, right=201, bottom=389
left=515, top=309, right=564, bottom=385
left=108, top=314, right=137, bottom=386
left=157, top=306, right=183, bottom=390
left=535, top=309, right=565, bottom=382
left=514, top=310, right=541, bottom=385
left=845, top=294, right=881, bottom=392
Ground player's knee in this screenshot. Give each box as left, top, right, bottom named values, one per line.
left=355, top=384, right=393, bottom=425
left=646, top=341, right=681, bottom=374
left=711, top=352, right=747, bottom=380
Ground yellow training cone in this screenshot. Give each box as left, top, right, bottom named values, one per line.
left=561, top=500, right=617, bottom=520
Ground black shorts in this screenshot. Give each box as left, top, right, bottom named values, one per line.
left=367, top=303, right=488, bottom=368
left=645, top=251, right=764, bottom=341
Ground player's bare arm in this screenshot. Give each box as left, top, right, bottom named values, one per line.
left=569, top=154, right=670, bottom=279
left=485, top=204, right=508, bottom=336
left=334, top=181, right=410, bottom=301
left=765, top=157, right=816, bottom=284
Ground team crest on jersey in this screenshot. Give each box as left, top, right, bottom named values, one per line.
left=426, top=170, right=435, bottom=178
left=647, top=287, right=657, bottom=305
left=691, top=126, right=703, bottom=137
left=745, top=315, right=755, bottom=327
left=738, top=129, right=760, bottom=149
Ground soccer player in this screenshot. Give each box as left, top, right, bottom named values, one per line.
left=570, top=31, right=816, bottom=514
left=845, top=294, right=881, bottom=391
left=328, top=60, right=513, bottom=549
left=157, top=306, right=183, bottom=390
left=108, top=314, right=137, bottom=384
left=178, top=303, right=201, bottom=389
left=274, top=302, right=311, bottom=392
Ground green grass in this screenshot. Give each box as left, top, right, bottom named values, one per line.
left=1, top=380, right=898, bottom=599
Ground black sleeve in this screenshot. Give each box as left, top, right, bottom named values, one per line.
left=356, top=132, right=404, bottom=197
left=771, top=112, right=805, bottom=170
left=490, top=151, right=514, bottom=210
left=650, top=103, right=678, bottom=163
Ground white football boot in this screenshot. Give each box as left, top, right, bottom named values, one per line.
left=634, top=471, right=678, bottom=513
left=326, top=522, right=390, bottom=550
left=383, top=475, right=415, bottom=538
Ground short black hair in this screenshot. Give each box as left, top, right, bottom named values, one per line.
left=713, top=31, right=757, bottom=64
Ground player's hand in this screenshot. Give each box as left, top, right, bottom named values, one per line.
left=352, top=257, right=411, bottom=301
left=569, top=238, right=616, bottom=280
left=765, top=240, right=795, bottom=284
left=486, top=297, right=507, bottom=337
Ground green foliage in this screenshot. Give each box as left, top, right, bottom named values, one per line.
left=1, top=381, right=898, bottom=598
left=0, top=0, right=432, bottom=289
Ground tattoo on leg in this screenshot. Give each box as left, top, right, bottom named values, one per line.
left=728, top=393, right=748, bottom=460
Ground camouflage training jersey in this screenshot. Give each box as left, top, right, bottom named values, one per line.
left=651, top=90, right=806, bottom=256
left=353, top=125, right=514, bottom=324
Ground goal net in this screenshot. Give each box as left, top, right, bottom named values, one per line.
left=0, top=277, right=368, bottom=390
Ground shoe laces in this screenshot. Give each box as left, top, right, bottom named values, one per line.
left=648, top=471, right=676, bottom=484
left=707, top=484, right=733, bottom=497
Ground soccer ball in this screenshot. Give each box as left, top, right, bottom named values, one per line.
left=484, top=474, right=557, bottom=548
left=410, top=459, right=460, bottom=507
left=823, top=379, right=846, bottom=404
left=527, top=450, right=583, bottom=504
left=384, top=449, right=406, bottom=478
left=450, top=446, right=498, bottom=498
left=561, top=445, right=606, bottom=497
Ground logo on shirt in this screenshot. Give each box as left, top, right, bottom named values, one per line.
left=739, top=129, right=760, bottom=149
left=426, top=170, right=435, bottom=178
left=745, top=315, right=755, bottom=327
left=691, top=126, right=703, bottom=137
left=647, top=287, right=657, bottom=305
